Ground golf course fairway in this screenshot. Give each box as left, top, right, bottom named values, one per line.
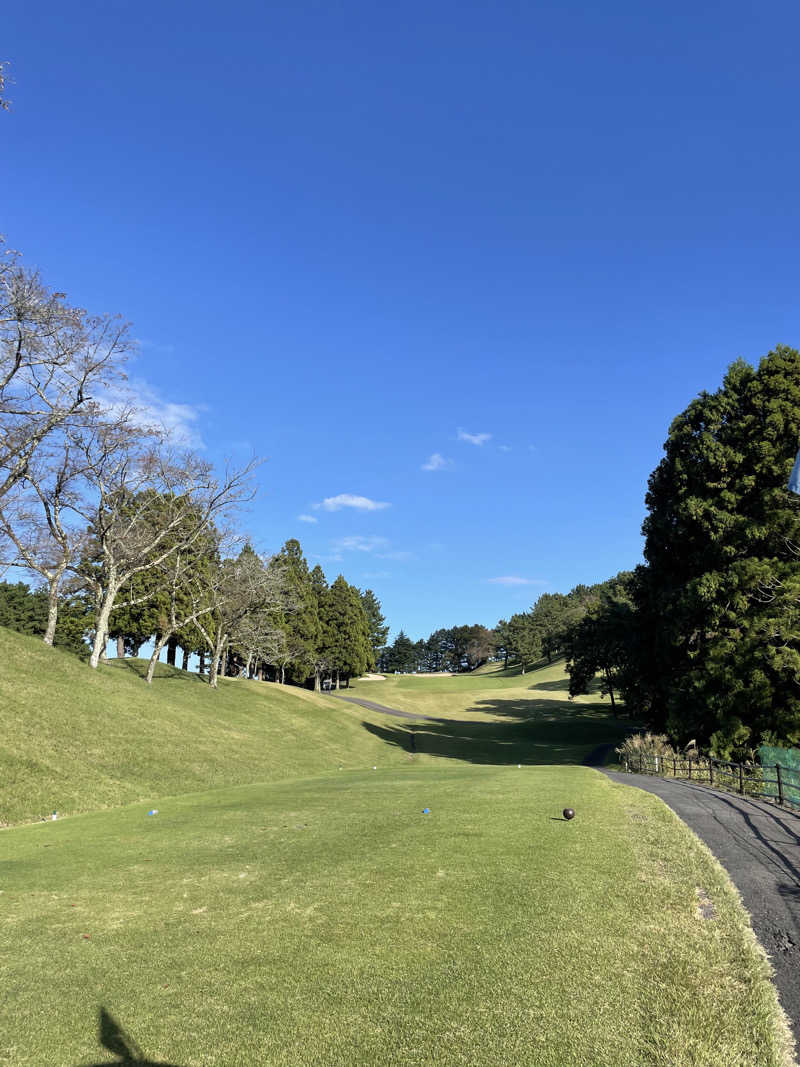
left=1, top=633, right=795, bottom=1065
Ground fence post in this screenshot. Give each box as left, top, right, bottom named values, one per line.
left=673, top=756, right=677, bottom=777
left=776, top=764, right=784, bottom=807
left=738, top=763, right=744, bottom=794
left=709, top=759, right=714, bottom=787
left=655, top=755, right=660, bottom=775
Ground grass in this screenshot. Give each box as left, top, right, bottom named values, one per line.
left=2, top=629, right=795, bottom=1065
left=0, top=628, right=411, bottom=827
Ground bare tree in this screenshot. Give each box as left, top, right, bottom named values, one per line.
left=0, top=248, right=131, bottom=503
left=265, top=630, right=300, bottom=684
left=74, top=426, right=258, bottom=668
left=195, top=550, right=290, bottom=689
left=143, top=544, right=221, bottom=685
left=231, top=611, right=286, bottom=680
left=0, top=438, right=92, bottom=644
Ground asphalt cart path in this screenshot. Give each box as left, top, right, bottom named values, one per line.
left=328, top=692, right=439, bottom=721
left=602, top=770, right=800, bottom=1042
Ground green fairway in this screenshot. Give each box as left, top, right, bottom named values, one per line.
left=1, top=631, right=795, bottom=1065
left=0, top=632, right=628, bottom=828
left=3, top=766, right=793, bottom=1066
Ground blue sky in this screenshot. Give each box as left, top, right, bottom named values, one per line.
left=4, top=0, right=800, bottom=641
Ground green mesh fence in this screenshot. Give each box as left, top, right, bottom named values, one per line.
left=759, top=745, right=800, bottom=809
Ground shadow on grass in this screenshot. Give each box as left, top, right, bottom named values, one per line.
left=80, top=1008, right=184, bottom=1066
left=362, top=697, right=635, bottom=766
left=106, top=659, right=209, bottom=685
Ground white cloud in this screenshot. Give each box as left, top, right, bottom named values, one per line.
left=458, top=428, right=492, bottom=446
left=315, top=494, right=390, bottom=512
left=499, top=444, right=512, bottom=453
left=487, top=576, right=547, bottom=587
left=298, top=514, right=318, bottom=524
left=98, top=379, right=205, bottom=448
left=330, top=536, right=413, bottom=562
left=422, top=453, right=452, bottom=471
left=333, top=535, right=390, bottom=553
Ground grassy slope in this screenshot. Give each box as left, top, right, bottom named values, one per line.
left=348, top=659, right=632, bottom=767
left=0, top=628, right=410, bottom=827
left=1, top=634, right=628, bottom=827
left=2, top=630, right=795, bottom=1064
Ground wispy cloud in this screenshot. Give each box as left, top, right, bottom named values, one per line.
left=331, top=535, right=413, bottom=562
left=458, top=428, right=492, bottom=446
left=487, top=576, right=547, bottom=587
left=136, top=338, right=176, bottom=356
left=499, top=444, right=512, bottom=453
left=98, top=379, right=205, bottom=448
left=422, top=452, right=452, bottom=471
left=298, top=514, right=318, bottom=524
left=315, top=494, right=390, bottom=512
left=333, top=535, right=390, bottom=553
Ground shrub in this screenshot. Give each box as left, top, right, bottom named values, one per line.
left=616, top=732, right=676, bottom=765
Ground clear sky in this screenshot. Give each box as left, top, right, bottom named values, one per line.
left=4, top=0, right=800, bottom=641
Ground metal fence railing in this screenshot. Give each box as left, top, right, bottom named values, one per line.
left=624, top=752, right=800, bottom=811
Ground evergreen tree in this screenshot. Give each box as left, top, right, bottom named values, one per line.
left=271, top=539, right=321, bottom=686
left=635, top=346, right=800, bottom=755
left=384, top=630, right=417, bottom=672
left=360, top=588, right=389, bottom=670
left=318, top=576, right=370, bottom=687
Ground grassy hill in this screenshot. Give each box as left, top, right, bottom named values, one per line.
left=0, top=628, right=410, bottom=827
left=0, top=630, right=630, bottom=827
left=2, top=627, right=795, bottom=1065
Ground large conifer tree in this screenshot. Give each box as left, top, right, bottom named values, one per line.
left=637, top=345, right=800, bottom=754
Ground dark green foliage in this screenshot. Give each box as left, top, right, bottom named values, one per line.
left=0, top=581, right=45, bottom=635
left=318, top=576, right=371, bottom=684
left=271, top=540, right=321, bottom=685
left=633, top=346, right=800, bottom=755
left=0, top=581, right=90, bottom=657
left=381, top=629, right=417, bottom=672
left=360, top=589, right=389, bottom=670
left=564, top=573, right=637, bottom=711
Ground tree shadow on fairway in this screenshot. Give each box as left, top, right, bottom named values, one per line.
left=79, top=1008, right=184, bottom=1067
left=362, top=697, right=633, bottom=765
left=106, top=659, right=208, bottom=686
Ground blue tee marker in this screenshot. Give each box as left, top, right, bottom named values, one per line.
left=422, top=808, right=430, bottom=814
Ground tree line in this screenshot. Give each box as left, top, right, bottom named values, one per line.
left=382, top=347, right=800, bottom=761
left=0, top=244, right=387, bottom=690
left=563, top=346, right=800, bottom=760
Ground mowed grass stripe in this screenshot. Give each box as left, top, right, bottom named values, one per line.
left=2, top=766, right=794, bottom=1066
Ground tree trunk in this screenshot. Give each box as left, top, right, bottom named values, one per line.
left=43, top=573, right=62, bottom=647
left=146, top=632, right=171, bottom=684
left=314, top=667, right=321, bottom=692
left=181, top=647, right=189, bottom=671
left=199, top=650, right=205, bottom=674
left=89, top=589, right=117, bottom=669
left=221, top=648, right=228, bottom=678
left=280, top=665, right=285, bottom=684
left=257, top=662, right=263, bottom=681
left=117, top=635, right=125, bottom=659
left=245, top=653, right=253, bottom=678
left=209, top=631, right=227, bottom=689
left=335, top=670, right=340, bottom=690
left=166, top=634, right=178, bottom=667
left=604, top=668, right=616, bottom=711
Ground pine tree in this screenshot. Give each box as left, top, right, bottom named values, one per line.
left=636, top=346, right=800, bottom=755
left=271, top=540, right=321, bottom=686
left=360, top=589, right=389, bottom=670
